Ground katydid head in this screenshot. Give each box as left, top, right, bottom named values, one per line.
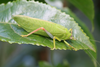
left=62, top=30, right=71, bottom=40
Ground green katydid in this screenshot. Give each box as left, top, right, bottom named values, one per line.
left=13, top=15, right=76, bottom=50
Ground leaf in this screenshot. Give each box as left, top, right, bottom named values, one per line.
left=39, top=61, right=53, bottom=67
left=56, top=60, right=70, bottom=67
left=61, top=8, right=97, bottom=67
left=68, top=0, right=94, bottom=30
left=0, top=0, right=96, bottom=54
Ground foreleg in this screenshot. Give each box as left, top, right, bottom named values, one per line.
left=69, top=28, right=75, bottom=40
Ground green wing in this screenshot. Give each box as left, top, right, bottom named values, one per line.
left=13, top=15, right=68, bottom=39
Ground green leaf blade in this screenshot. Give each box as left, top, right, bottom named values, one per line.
left=0, top=0, right=96, bottom=54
